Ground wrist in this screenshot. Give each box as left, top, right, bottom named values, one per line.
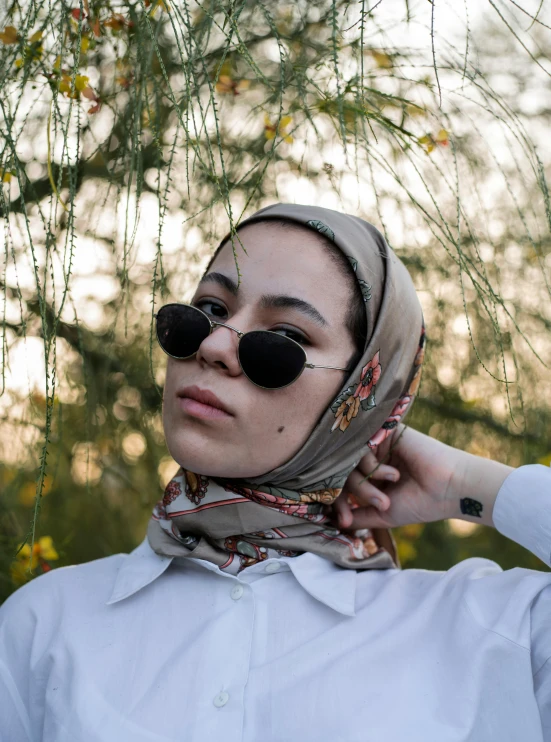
left=449, top=452, right=514, bottom=528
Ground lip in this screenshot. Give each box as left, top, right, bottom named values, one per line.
left=177, top=385, right=234, bottom=420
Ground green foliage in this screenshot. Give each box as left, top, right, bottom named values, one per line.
left=1, top=1, right=551, bottom=601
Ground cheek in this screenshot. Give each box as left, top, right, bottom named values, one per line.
left=162, top=362, right=175, bottom=399
left=161, top=361, right=186, bottom=435
left=258, top=368, right=342, bottom=436
left=238, top=370, right=344, bottom=474
left=163, top=358, right=178, bottom=392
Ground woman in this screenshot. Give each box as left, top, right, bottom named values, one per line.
left=1, top=203, right=550, bottom=741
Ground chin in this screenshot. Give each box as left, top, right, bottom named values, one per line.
left=164, top=428, right=242, bottom=479
left=165, top=430, right=279, bottom=480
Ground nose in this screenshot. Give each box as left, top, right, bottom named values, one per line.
left=195, top=322, right=242, bottom=377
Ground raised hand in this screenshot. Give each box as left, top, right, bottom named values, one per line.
left=331, top=425, right=513, bottom=532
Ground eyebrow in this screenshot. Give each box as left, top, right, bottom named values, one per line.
left=198, top=272, right=328, bottom=327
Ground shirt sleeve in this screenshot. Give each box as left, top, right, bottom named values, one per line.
left=0, top=570, right=59, bottom=742
left=493, top=464, right=551, bottom=567
left=492, top=463, right=551, bottom=737
left=0, top=658, right=33, bottom=742
left=531, top=582, right=551, bottom=739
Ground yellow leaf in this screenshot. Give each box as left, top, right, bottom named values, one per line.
left=29, top=30, right=43, bottom=43
left=215, top=75, right=234, bottom=94
left=10, top=560, right=31, bottom=586
left=264, top=113, right=276, bottom=139
left=264, top=113, right=292, bottom=141
left=435, top=128, right=449, bottom=144
left=215, top=75, right=250, bottom=96
left=538, top=453, right=551, bottom=467
left=17, top=544, right=31, bottom=560
left=418, top=134, right=435, bottom=153
left=38, top=536, right=59, bottom=561
left=80, top=35, right=90, bottom=53
left=150, top=0, right=170, bottom=14
left=14, top=58, right=24, bottom=68
left=0, top=168, right=13, bottom=183
left=75, top=74, right=89, bottom=92
left=218, top=60, right=232, bottom=77
left=10, top=540, right=43, bottom=585
left=0, top=26, right=18, bottom=44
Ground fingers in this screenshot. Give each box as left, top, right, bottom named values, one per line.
left=333, top=495, right=354, bottom=529
left=332, top=491, right=390, bottom=531
left=357, top=452, right=400, bottom=484
left=346, top=505, right=393, bottom=531
left=346, top=469, right=391, bottom=511
left=364, top=462, right=400, bottom=483
left=333, top=442, right=402, bottom=531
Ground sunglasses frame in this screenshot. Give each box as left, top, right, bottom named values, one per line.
left=154, top=302, right=350, bottom=390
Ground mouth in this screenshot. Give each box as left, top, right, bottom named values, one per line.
left=177, top=385, right=234, bottom=421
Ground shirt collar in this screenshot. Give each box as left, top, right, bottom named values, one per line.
left=107, top=538, right=357, bottom=616
left=106, top=538, right=172, bottom=606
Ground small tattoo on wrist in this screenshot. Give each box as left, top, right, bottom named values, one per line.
left=460, top=498, right=483, bottom=518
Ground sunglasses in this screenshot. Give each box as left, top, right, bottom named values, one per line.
left=154, top=303, right=350, bottom=390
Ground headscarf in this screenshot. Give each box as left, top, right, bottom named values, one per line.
left=147, top=203, right=425, bottom=574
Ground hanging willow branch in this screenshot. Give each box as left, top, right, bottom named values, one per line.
left=0, top=0, right=550, bottom=580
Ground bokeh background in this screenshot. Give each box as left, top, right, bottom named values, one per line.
left=1, top=0, right=550, bottom=602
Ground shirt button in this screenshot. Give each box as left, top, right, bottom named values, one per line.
left=213, top=691, right=229, bottom=708
left=230, top=584, right=244, bottom=600
left=265, top=561, right=281, bottom=573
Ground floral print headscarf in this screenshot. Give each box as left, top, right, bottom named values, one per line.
left=147, top=203, right=425, bottom=574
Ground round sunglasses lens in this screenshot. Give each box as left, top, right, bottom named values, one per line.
left=156, top=305, right=211, bottom=358
left=239, top=331, right=306, bottom=389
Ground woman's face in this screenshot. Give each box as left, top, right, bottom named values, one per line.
left=162, top=221, right=356, bottom=478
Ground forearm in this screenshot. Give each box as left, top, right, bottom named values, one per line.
left=449, top=452, right=514, bottom=529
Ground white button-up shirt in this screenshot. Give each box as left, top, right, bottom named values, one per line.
left=1, top=464, right=551, bottom=741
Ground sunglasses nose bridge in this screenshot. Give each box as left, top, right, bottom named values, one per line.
left=210, top=320, right=244, bottom=339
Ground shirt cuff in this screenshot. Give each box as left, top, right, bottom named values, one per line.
left=493, top=464, right=551, bottom=567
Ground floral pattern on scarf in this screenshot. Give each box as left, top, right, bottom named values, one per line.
left=148, top=204, right=427, bottom=575
left=150, top=469, right=390, bottom=574
left=368, top=327, right=425, bottom=449
left=331, top=351, right=381, bottom=432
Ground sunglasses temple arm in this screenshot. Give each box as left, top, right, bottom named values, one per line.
left=306, top=363, right=351, bottom=372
